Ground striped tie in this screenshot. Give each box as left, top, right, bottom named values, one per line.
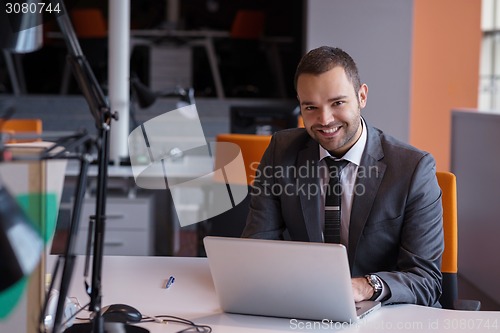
left=324, top=159, right=348, bottom=244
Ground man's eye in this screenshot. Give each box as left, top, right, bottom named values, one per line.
left=304, top=106, right=316, bottom=111
left=333, top=101, right=345, bottom=107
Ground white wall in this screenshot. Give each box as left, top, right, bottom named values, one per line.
left=305, top=0, right=413, bottom=142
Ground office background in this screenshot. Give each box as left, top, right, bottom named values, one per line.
left=1, top=0, right=499, bottom=314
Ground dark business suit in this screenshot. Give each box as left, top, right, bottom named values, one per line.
left=242, top=123, right=444, bottom=306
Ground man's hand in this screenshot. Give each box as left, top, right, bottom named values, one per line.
left=351, top=277, right=374, bottom=302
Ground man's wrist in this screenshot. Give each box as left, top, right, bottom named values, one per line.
left=365, top=274, right=383, bottom=301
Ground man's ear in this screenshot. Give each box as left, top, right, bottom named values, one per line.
left=358, top=84, right=368, bottom=108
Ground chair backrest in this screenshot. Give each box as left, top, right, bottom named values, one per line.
left=230, top=10, right=266, bottom=39
left=199, top=133, right=272, bottom=252
left=216, top=133, right=271, bottom=185
left=0, top=119, right=43, bottom=143
left=70, top=8, right=107, bottom=38
left=436, top=171, right=459, bottom=309
left=297, top=115, right=304, bottom=128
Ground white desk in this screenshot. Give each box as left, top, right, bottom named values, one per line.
left=60, top=255, right=500, bottom=332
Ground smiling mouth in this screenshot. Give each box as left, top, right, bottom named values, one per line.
left=318, top=126, right=341, bottom=135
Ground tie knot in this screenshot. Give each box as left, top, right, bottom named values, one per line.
left=325, top=158, right=349, bottom=179
left=325, top=158, right=348, bottom=171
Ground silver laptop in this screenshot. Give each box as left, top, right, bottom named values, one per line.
left=203, top=236, right=380, bottom=322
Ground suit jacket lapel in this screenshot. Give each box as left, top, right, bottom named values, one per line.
left=348, top=125, right=386, bottom=268
left=297, top=138, right=323, bottom=242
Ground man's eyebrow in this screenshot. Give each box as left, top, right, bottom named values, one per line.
left=300, top=95, right=349, bottom=106
left=328, top=95, right=349, bottom=102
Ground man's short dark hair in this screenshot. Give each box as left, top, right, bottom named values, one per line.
left=294, top=46, right=361, bottom=94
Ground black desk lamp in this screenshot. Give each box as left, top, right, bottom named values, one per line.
left=129, top=75, right=195, bottom=128
left=130, top=76, right=195, bottom=109
left=1, top=1, right=147, bottom=332
left=46, top=2, right=148, bottom=332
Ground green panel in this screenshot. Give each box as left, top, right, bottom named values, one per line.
left=16, top=193, right=58, bottom=244
left=0, top=277, right=28, bottom=319
left=0, top=194, right=59, bottom=320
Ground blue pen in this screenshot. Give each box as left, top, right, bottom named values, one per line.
left=165, top=276, right=175, bottom=289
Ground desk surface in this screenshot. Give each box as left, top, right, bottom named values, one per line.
left=59, top=255, right=500, bottom=332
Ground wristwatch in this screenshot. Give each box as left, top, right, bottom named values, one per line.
left=365, top=274, right=383, bottom=301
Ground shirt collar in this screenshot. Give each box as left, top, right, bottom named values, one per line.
left=319, top=117, right=367, bottom=166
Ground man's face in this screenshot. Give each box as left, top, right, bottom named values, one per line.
left=297, top=66, right=368, bottom=157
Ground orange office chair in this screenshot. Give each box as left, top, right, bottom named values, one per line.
left=436, top=171, right=481, bottom=310
left=70, top=8, right=107, bottom=39
left=215, top=133, right=272, bottom=185
left=198, top=133, right=272, bottom=255
left=297, top=115, right=304, bottom=128
left=0, top=118, right=42, bottom=143
left=230, top=10, right=266, bottom=40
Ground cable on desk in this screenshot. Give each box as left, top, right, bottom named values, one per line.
left=142, top=314, right=212, bottom=333
left=57, top=301, right=212, bottom=333
left=60, top=300, right=90, bottom=328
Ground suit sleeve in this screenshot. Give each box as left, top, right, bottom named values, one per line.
left=241, top=134, right=286, bottom=239
left=376, top=153, right=444, bottom=306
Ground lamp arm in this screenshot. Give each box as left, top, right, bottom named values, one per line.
left=52, top=0, right=110, bottom=130
left=47, top=149, right=92, bottom=333
left=49, top=1, right=117, bottom=333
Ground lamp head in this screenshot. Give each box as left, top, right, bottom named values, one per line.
left=180, top=87, right=196, bottom=106
left=130, top=76, right=196, bottom=109
left=130, top=76, right=158, bottom=109
left=0, top=0, right=43, bottom=53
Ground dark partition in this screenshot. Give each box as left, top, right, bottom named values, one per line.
left=450, top=110, right=500, bottom=305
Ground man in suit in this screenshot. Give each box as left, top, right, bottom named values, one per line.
left=242, top=46, right=444, bottom=307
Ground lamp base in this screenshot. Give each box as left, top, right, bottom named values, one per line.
left=64, top=322, right=149, bottom=333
